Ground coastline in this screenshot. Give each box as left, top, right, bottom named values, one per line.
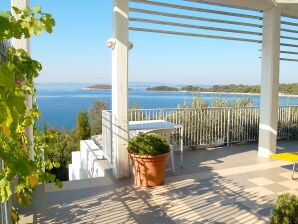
left=81, top=87, right=111, bottom=91
left=81, top=86, right=298, bottom=98
left=181, top=91, right=260, bottom=96
left=147, top=90, right=298, bottom=98
left=82, top=87, right=133, bottom=91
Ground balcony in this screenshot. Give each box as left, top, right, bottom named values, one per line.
left=19, top=140, right=297, bottom=224
left=3, top=0, right=298, bottom=223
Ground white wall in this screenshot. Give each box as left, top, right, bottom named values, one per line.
left=69, top=140, right=112, bottom=181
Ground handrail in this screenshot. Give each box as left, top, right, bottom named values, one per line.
left=102, top=106, right=298, bottom=149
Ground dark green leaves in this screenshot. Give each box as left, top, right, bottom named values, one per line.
left=271, top=193, right=298, bottom=224
left=128, top=133, right=170, bottom=156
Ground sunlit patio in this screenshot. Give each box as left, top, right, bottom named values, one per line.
left=20, top=140, right=297, bottom=224
left=2, top=0, right=297, bottom=223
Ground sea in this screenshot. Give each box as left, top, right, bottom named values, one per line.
left=36, top=87, right=298, bottom=130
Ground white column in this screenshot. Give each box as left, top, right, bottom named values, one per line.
left=109, top=0, right=130, bottom=178
left=258, top=7, right=281, bottom=158
left=11, top=0, right=30, bottom=53
left=11, top=0, right=34, bottom=160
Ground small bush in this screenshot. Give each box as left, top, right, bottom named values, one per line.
left=76, top=111, right=91, bottom=140
left=128, top=133, right=170, bottom=156
left=271, top=193, right=298, bottom=224
left=51, top=167, right=69, bottom=181
left=88, top=101, right=108, bottom=135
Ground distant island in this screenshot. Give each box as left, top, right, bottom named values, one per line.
left=147, top=86, right=179, bottom=92
left=146, top=84, right=298, bottom=96
left=82, top=84, right=111, bottom=90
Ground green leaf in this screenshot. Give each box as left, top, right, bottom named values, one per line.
left=33, top=6, right=41, bottom=13
left=15, top=184, right=32, bottom=207
left=55, top=180, right=63, bottom=189
left=0, top=177, right=12, bottom=203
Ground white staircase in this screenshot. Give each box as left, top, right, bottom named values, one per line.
left=68, top=138, right=112, bottom=181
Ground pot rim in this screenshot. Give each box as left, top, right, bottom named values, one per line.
left=129, top=152, right=169, bottom=159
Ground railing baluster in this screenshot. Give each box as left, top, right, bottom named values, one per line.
left=124, top=105, right=297, bottom=149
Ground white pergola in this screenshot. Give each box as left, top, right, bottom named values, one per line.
left=12, top=0, right=298, bottom=179
left=108, top=0, right=298, bottom=178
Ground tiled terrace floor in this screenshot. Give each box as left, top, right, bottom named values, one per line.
left=20, top=141, right=298, bottom=224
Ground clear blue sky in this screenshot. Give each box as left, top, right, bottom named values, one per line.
left=1, top=0, right=298, bottom=85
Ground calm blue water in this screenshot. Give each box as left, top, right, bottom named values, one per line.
left=36, top=88, right=298, bottom=129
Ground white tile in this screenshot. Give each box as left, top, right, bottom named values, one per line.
left=278, top=172, right=292, bottom=179
left=244, top=186, right=274, bottom=196
left=278, top=180, right=298, bottom=190
left=248, top=177, right=274, bottom=186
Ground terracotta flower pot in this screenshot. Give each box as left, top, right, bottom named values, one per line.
left=129, top=152, right=169, bottom=187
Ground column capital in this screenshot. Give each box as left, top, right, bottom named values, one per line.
left=106, top=38, right=116, bottom=49
left=106, top=38, right=133, bottom=50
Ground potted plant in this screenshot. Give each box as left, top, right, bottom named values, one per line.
left=127, top=133, right=170, bottom=187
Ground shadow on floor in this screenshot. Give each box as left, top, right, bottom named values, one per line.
left=20, top=141, right=298, bottom=223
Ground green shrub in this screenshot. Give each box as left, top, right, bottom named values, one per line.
left=76, top=110, right=91, bottom=140
left=271, top=193, right=298, bottom=224
left=88, top=101, right=108, bottom=135
left=37, top=127, right=78, bottom=181
left=127, top=133, right=170, bottom=156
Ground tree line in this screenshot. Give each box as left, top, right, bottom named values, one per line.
left=147, top=83, right=298, bottom=95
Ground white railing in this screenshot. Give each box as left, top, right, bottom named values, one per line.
left=102, top=110, right=113, bottom=163
left=128, top=107, right=261, bottom=146
left=102, top=106, right=298, bottom=163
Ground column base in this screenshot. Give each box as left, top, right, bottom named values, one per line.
left=258, top=146, right=275, bottom=158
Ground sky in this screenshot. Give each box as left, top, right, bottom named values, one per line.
left=1, top=0, right=298, bottom=85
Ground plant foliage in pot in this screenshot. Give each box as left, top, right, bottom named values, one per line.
left=127, top=133, right=170, bottom=187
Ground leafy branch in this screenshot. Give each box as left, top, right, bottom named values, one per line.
left=0, top=6, right=55, bottom=40
left=0, top=6, right=60, bottom=223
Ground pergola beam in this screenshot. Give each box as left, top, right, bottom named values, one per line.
left=131, top=0, right=262, bottom=19
left=203, top=0, right=275, bottom=11
left=184, top=0, right=261, bottom=12
left=280, top=58, right=298, bottom=62
left=280, top=4, right=298, bottom=19
left=197, top=0, right=298, bottom=18
left=130, top=17, right=262, bottom=35
left=280, top=50, right=298, bottom=55
left=281, top=20, right=298, bottom=26
left=281, top=36, right=298, bottom=41
left=129, top=27, right=261, bottom=43
left=130, top=8, right=262, bottom=28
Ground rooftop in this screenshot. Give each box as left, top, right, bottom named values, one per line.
left=20, top=141, right=298, bottom=224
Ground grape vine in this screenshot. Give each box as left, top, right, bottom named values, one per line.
left=0, top=6, right=61, bottom=223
